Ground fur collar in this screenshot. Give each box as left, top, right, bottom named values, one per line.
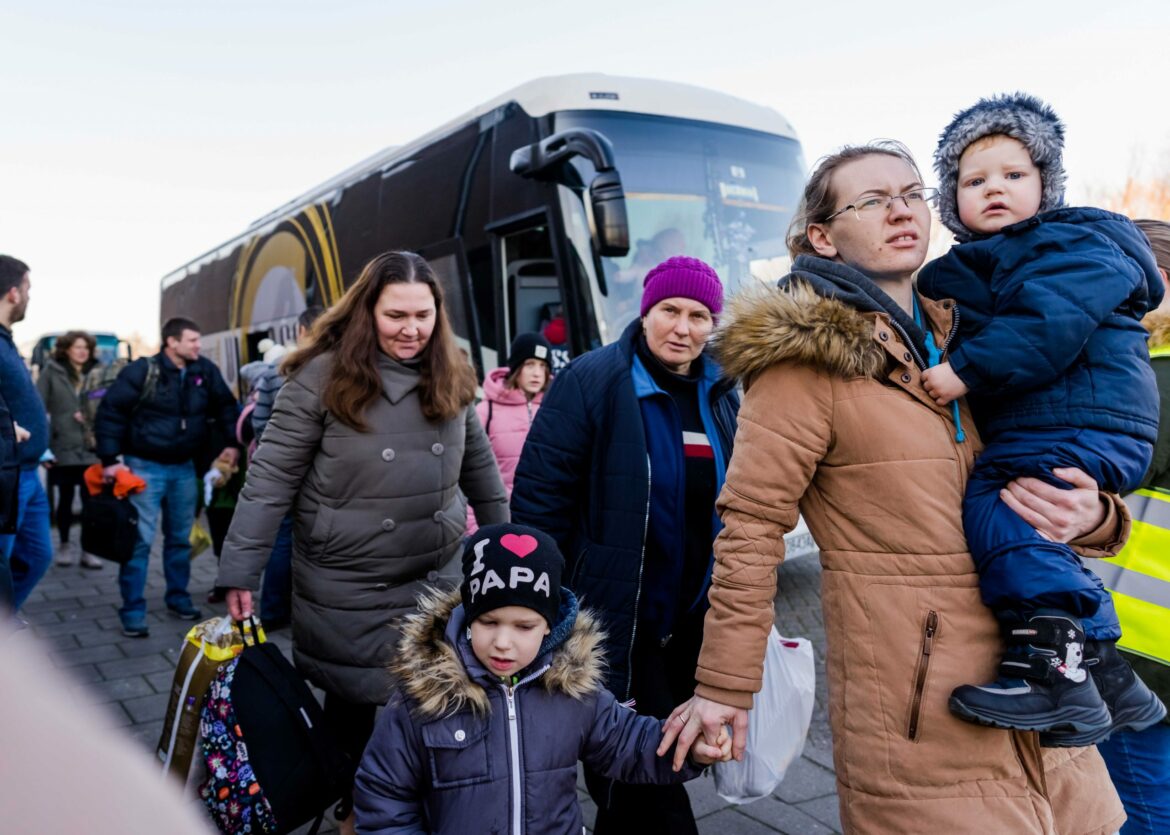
left=710, top=280, right=887, bottom=386
left=391, top=589, right=606, bottom=719
left=1145, top=310, right=1170, bottom=349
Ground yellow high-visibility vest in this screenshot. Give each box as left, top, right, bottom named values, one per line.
left=1098, top=344, right=1170, bottom=665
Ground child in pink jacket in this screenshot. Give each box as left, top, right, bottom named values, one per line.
left=468, top=333, right=552, bottom=533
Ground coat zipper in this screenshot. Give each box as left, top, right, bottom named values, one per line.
left=625, top=454, right=652, bottom=702
left=908, top=610, right=938, bottom=742
left=504, top=686, right=522, bottom=835
left=499, top=666, right=546, bottom=835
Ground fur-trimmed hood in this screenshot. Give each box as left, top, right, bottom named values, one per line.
left=934, top=92, right=1067, bottom=241
left=709, top=252, right=931, bottom=387
left=391, top=588, right=605, bottom=718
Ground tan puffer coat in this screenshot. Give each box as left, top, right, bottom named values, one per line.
left=695, top=280, right=1126, bottom=834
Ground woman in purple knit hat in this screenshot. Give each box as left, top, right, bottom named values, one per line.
left=511, top=255, right=739, bottom=833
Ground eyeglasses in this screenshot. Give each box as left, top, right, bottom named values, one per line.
left=825, top=187, right=939, bottom=222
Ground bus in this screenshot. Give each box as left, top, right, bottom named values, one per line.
left=160, top=73, right=807, bottom=387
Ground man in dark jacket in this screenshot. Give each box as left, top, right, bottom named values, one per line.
left=0, top=255, right=53, bottom=612
left=95, top=316, right=240, bottom=636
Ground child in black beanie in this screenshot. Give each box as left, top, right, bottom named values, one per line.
left=354, top=523, right=727, bottom=834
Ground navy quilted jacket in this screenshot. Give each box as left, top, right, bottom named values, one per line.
left=510, top=320, right=738, bottom=700
left=917, top=207, right=1163, bottom=443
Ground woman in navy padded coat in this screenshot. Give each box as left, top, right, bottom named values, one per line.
left=510, top=257, right=737, bottom=835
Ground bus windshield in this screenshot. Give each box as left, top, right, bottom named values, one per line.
left=557, top=110, right=806, bottom=335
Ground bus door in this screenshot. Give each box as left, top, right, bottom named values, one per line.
left=488, top=214, right=571, bottom=374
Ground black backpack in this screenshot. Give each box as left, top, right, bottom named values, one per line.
left=200, top=621, right=350, bottom=835
left=80, top=486, right=140, bottom=564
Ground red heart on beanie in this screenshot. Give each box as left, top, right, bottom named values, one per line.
left=500, top=533, right=538, bottom=558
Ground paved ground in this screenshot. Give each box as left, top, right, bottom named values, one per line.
left=26, top=527, right=839, bottom=834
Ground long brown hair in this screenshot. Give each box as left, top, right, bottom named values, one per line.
left=52, top=330, right=96, bottom=382
left=283, top=251, right=476, bottom=430
left=786, top=140, right=923, bottom=260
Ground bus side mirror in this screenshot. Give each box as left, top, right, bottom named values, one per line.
left=510, top=128, right=630, bottom=257
left=588, top=171, right=629, bottom=257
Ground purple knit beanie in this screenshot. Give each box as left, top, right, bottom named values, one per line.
left=640, top=256, right=724, bottom=318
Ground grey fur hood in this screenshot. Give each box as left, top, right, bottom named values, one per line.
left=391, top=588, right=606, bottom=719
left=709, top=279, right=889, bottom=387
left=935, top=92, right=1067, bottom=240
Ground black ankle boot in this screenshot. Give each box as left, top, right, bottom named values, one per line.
left=949, top=610, right=1112, bottom=740
left=1040, top=639, right=1167, bottom=747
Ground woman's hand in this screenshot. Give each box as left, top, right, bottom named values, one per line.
left=1001, top=467, right=1105, bottom=542
left=656, top=695, right=749, bottom=772
left=225, top=588, right=254, bottom=621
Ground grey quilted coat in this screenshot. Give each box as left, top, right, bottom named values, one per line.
left=217, top=352, right=509, bottom=704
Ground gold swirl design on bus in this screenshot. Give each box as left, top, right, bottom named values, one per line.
left=228, top=202, right=343, bottom=363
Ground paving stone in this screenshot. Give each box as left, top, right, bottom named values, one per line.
left=118, top=634, right=186, bottom=659
left=59, top=604, right=120, bottom=624
left=74, top=627, right=135, bottom=648
left=697, top=809, right=784, bottom=835
left=127, top=718, right=167, bottom=751
left=772, top=756, right=838, bottom=804
left=738, top=796, right=838, bottom=835
left=43, top=584, right=100, bottom=600
left=76, top=675, right=155, bottom=705
left=120, top=691, right=173, bottom=724
left=147, top=670, right=180, bottom=693
left=25, top=618, right=79, bottom=637
left=51, top=641, right=125, bottom=668
left=686, top=772, right=729, bottom=818
left=61, top=663, right=105, bottom=684
left=796, top=795, right=842, bottom=832
left=801, top=742, right=836, bottom=774
left=97, top=652, right=175, bottom=679
left=44, top=632, right=81, bottom=652
left=22, top=608, right=62, bottom=625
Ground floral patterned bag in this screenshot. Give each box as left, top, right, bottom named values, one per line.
left=199, top=621, right=348, bottom=835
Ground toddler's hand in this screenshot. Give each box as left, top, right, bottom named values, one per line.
left=921, top=362, right=968, bottom=406
left=13, top=421, right=30, bottom=443
left=689, top=725, right=732, bottom=765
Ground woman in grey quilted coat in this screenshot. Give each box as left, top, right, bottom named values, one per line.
left=218, top=251, right=508, bottom=832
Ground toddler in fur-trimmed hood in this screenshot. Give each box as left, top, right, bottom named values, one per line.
left=917, top=92, right=1166, bottom=747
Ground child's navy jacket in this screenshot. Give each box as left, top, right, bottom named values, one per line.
left=918, top=207, right=1163, bottom=444
left=353, top=590, right=701, bottom=834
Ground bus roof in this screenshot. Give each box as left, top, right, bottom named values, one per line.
left=163, top=74, right=798, bottom=288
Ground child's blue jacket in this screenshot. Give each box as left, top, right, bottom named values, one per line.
left=917, top=207, right=1163, bottom=444
left=353, top=590, right=701, bottom=834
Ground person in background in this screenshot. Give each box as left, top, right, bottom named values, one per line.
left=467, top=331, right=551, bottom=534
left=1094, top=217, right=1170, bottom=835
left=95, top=316, right=240, bottom=637
left=217, top=251, right=507, bottom=835
left=0, top=255, right=53, bottom=611
left=37, top=331, right=101, bottom=569
left=511, top=256, right=738, bottom=834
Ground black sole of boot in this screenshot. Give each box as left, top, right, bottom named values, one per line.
left=948, top=696, right=1113, bottom=736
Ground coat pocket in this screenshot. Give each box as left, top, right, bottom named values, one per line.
left=421, top=716, right=492, bottom=789
left=907, top=610, right=938, bottom=742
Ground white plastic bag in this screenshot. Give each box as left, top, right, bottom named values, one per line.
left=713, top=627, right=815, bottom=804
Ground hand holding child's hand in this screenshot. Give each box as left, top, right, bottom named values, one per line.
left=921, top=362, right=968, bottom=406
left=688, top=725, right=732, bottom=765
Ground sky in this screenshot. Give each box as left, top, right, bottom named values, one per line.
left=3, top=0, right=1168, bottom=346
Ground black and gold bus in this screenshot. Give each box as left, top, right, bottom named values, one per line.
left=160, top=73, right=806, bottom=388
